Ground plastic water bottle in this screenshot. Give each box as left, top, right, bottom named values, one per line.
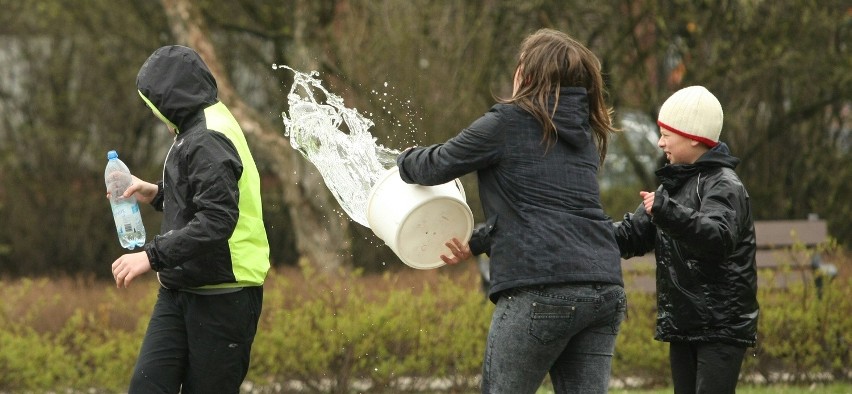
left=105, top=150, right=146, bottom=249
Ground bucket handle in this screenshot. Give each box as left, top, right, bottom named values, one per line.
left=453, top=178, right=466, bottom=201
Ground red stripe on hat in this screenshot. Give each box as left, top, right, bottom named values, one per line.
left=657, top=120, right=718, bottom=148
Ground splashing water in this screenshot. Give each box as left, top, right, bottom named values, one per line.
left=277, top=65, right=401, bottom=227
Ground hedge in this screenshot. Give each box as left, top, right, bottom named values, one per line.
left=0, top=252, right=848, bottom=392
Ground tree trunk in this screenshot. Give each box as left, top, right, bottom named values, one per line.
left=158, top=0, right=351, bottom=271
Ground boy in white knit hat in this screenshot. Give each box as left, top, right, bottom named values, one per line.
left=613, top=86, right=759, bottom=393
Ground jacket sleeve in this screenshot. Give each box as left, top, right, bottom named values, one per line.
left=396, top=107, right=504, bottom=185
left=150, top=181, right=165, bottom=212
left=468, top=215, right=497, bottom=256
left=612, top=203, right=656, bottom=259
left=651, top=173, right=745, bottom=261
left=147, top=132, right=243, bottom=270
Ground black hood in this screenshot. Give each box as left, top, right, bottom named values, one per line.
left=694, top=141, right=740, bottom=169
left=136, top=45, right=218, bottom=131
left=551, top=87, right=592, bottom=148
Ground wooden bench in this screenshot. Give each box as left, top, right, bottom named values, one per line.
left=621, top=218, right=832, bottom=292
left=753, top=218, right=833, bottom=288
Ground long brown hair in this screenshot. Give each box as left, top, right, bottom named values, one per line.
left=501, top=28, right=615, bottom=164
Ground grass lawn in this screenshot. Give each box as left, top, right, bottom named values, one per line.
left=605, top=383, right=852, bottom=393
left=525, top=382, right=852, bottom=393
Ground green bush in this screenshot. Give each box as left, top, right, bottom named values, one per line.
left=0, top=277, right=153, bottom=391
left=0, top=249, right=849, bottom=392
left=746, top=267, right=852, bottom=383
left=53, top=308, right=145, bottom=391
left=249, top=262, right=491, bottom=392
left=0, top=278, right=78, bottom=388
left=0, top=325, right=78, bottom=389
left=611, top=276, right=669, bottom=387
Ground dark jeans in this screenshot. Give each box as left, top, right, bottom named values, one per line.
left=669, top=341, right=747, bottom=394
left=481, top=283, right=627, bottom=394
left=129, top=286, right=263, bottom=394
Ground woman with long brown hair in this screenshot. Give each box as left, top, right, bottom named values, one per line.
left=397, top=28, right=625, bottom=393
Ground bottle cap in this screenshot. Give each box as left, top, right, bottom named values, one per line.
left=108, top=150, right=118, bottom=160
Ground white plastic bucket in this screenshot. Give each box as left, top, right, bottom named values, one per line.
left=366, top=167, right=474, bottom=269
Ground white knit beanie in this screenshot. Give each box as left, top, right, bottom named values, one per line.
left=657, top=86, right=723, bottom=148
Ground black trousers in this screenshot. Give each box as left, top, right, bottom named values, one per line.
left=669, top=341, right=747, bottom=394
left=129, top=286, right=263, bottom=394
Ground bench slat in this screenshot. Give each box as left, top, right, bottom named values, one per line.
left=754, top=220, right=827, bottom=248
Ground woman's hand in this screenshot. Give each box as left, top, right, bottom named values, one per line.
left=441, top=237, right=472, bottom=265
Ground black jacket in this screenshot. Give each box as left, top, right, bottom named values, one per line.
left=614, top=143, right=758, bottom=347
left=397, top=87, right=623, bottom=303
left=137, top=46, right=269, bottom=290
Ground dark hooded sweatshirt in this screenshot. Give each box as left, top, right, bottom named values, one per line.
left=613, top=142, right=759, bottom=347
left=136, top=45, right=269, bottom=290
left=397, top=87, right=623, bottom=303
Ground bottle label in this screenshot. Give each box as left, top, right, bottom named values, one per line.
left=113, top=204, right=134, bottom=233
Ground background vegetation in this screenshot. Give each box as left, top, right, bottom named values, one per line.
left=0, top=0, right=848, bottom=275
left=0, top=250, right=849, bottom=392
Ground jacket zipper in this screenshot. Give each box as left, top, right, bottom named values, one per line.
left=156, top=138, right=178, bottom=289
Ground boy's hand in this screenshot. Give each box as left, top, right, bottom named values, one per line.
left=111, top=251, right=152, bottom=288
left=123, top=176, right=159, bottom=205
left=105, top=176, right=158, bottom=205
left=640, top=191, right=655, bottom=216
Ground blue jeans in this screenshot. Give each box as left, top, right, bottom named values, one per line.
left=481, top=283, right=626, bottom=394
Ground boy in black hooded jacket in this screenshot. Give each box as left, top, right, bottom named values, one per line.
left=110, top=45, right=270, bottom=393
left=613, top=86, right=758, bottom=394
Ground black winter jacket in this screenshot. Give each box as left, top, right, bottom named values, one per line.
left=614, top=143, right=758, bottom=347
left=397, top=87, right=623, bottom=303
left=137, top=46, right=270, bottom=290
